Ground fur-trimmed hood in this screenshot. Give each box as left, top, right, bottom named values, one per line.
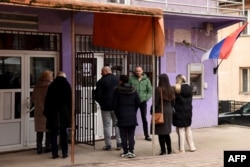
left=115, top=83, right=136, bottom=94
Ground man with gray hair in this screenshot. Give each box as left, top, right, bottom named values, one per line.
left=95, top=66, right=121, bottom=151
left=44, top=71, right=72, bottom=159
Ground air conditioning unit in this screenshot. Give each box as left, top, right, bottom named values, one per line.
left=108, top=0, right=130, bottom=5
left=0, top=12, right=38, bottom=31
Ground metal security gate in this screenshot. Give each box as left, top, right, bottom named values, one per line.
left=74, top=35, right=158, bottom=147
left=75, top=52, right=97, bottom=146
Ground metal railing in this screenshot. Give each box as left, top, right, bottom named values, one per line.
left=137, top=0, right=244, bottom=15
left=219, top=100, right=247, bottom=113
left=94, top=0, right=245, bottom=16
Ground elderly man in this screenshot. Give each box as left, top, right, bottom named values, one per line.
left=44, top=71, right=72, bottom=159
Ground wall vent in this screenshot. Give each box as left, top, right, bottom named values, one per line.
left=0, top=12, right=38, bottom=31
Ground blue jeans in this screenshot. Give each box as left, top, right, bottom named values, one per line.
left=101, top=110, right=121, bottom=147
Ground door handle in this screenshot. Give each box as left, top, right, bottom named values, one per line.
left=26, top=97, right=31, bottom=110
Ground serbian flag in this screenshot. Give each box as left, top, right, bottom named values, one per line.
left=201, top=22, right=248, bottom=62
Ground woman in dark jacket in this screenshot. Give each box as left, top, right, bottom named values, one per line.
left=151, top=74, right=175, bottom=155
left=173, top=74, right=196, bottom=153
left=44, top=71, right=72, bottom=159
left=113, top=75, right=140, bottom=158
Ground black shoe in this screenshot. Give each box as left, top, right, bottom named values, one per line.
left=160, top=152, right=166, bottom=155
left=52, top=154, right=59, bottom=159
left=37, top=147, right=42, bottom=154
left=63, top=154, right=68, bottom=159
left=45, top=148, right=51, bottom=153
left=116, top=143, right=122, bottom=150
left=145, top=137, right=152, bottom=141
left=103, top=145, right=111, bottom=151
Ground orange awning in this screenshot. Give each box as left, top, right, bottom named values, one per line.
left=1, top=0, right=163, bottom=17
left=93, top=13, right=165, bottom=56
left=1, top=0, right=165, bottom=56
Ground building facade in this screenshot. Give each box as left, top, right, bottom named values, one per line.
left=218, top=1, right=250, bottom=105
left=0, top=0, right=245, bottom=152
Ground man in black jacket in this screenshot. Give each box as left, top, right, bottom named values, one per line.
left=44, top=71, right=72, bottom=159
left=95, top=66, right=121, bottom=151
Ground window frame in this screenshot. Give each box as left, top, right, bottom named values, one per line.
left=188, top=63, right=204, bottom=99
left=240, top=67, right=250, bottom=94
left=243, top=9, right=250, bottom=35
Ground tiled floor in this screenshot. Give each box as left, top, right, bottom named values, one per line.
left=0, top=125, right=249, bottom=167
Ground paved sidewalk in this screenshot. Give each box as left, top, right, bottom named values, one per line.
left=1, top=125, right=250, bottom=167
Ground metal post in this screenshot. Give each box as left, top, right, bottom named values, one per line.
left=151, top=17, right=156, bottom=156
left=71, top=11, right=75, bottom=165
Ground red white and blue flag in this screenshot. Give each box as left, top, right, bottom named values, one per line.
left=201, top=23, right=248, bottom=62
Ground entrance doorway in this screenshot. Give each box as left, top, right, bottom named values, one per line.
left=75, top=53, right=104, bottom=145
left=0, top=51, right=57, bottom=152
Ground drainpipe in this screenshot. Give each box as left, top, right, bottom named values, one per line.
left=71, top=11, right=75, bottom=165
left=152, top=17, right=156, bottom=156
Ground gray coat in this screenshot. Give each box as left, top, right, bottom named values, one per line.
left=151, top=87, right=173, bottom=135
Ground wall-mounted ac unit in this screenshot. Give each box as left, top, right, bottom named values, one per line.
left=107, top=0, right=130, bottom=5
left=0, top=12, right=38, bottom=31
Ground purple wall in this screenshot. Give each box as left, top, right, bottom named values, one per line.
left=0, top=6, right=220, bottom=136
left=62, top=18, right=73, bottom=84
left=45, top=10, right=220, bottom=135
left=161, top=28, right=219, bottom=129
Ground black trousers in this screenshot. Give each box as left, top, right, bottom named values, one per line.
left=139, top=101, right=149, bottom=138
left=158, top=134, right=172, bottom=154
left=119, top=126, right=136, bottom=153
left=50, top=127, right=68, bottom=157
left=36, top=132, right=51, bottom=150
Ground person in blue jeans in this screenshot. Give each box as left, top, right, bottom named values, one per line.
left=95, top=66, right=121, bottom=150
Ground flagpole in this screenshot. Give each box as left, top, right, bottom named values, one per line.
left=213, top=59, right=224, bottom=74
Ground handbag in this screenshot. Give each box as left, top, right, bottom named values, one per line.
left=153, top=88, right=164, bottom=125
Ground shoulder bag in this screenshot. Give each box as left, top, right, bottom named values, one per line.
left=154, top=88, right=164, bottom=124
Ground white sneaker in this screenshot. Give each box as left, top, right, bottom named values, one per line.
left=120, top=152, right=128, bottom=157
left=127, top=152, right=136, bottom=158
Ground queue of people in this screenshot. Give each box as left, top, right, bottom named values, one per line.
left=31, top=66, right=195, bottom=159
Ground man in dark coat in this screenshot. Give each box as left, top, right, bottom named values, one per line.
left=44, top=71, right=72, bottom=159
left=95, top=66, right=121, bottom=151
left=113, top=75, right=140, bottom=158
